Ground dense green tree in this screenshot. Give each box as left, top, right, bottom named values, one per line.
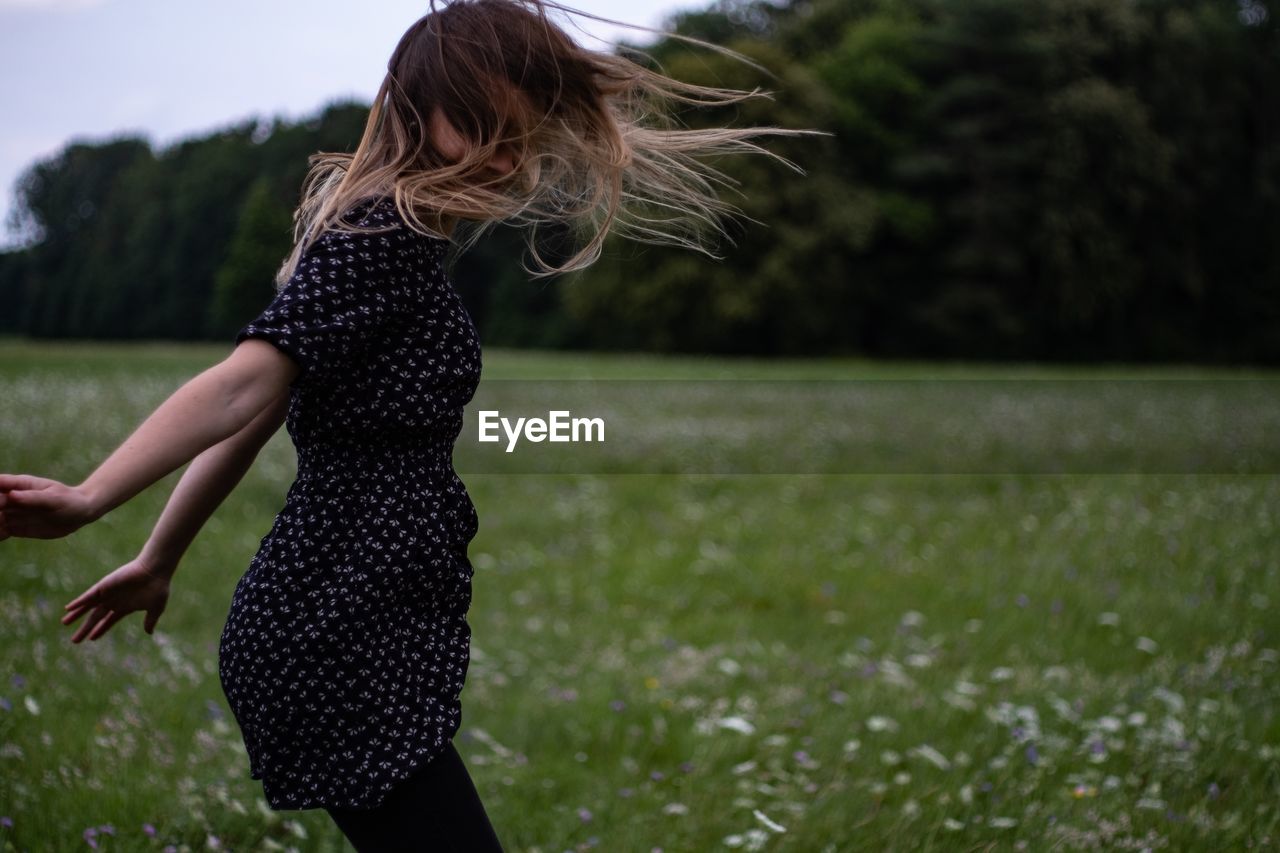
left=208, top=178, right=295, bottom=340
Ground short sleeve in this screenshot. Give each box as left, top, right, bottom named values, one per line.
left=235, top=222, right=404, bottom=381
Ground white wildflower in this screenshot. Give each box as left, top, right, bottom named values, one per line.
left=752, top=809, right=787, bottom=833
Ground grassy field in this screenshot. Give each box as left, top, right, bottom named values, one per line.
left=0, top=339, right=1277, bottom=852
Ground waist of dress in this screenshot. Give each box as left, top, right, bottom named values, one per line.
left=294, top=439, right=460, bottom=478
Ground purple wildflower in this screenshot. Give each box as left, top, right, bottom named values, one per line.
left=577, top=807, right=593, bottom=822
left=0, top=698, right=10, bottom=712
left=143, top=823, right=156, bottom=837
left=609, top=699, right=626, bottom=712
left=0, top=816, right=12, bottom=828
left=1025, top=744, right=1039, bottom=765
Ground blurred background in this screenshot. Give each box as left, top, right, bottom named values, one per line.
left=2, top=0, right=1276, bottom=363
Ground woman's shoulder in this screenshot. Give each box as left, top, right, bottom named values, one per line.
left=341, top=196, right=451, bottom=247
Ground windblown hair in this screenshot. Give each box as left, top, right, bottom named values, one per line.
left=276, top=0, right=811, bottom=285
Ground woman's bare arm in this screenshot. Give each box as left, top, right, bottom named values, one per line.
left=138, top=388, right=290, bottom=579
left=0, top=339, right=298, bottom=540
left=58, top=391, right=291, bottom=642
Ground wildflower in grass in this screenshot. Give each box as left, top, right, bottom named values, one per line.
left=1025, top=744, right=1039, bottom=765
left=143, top=823, right=156, bottom=836
left=723, top=828, right=769, bottom=850
left=618, top=787, right=634, bottom=798
left=206, top=833, right=222, bottom=849
left=0, top=698, right=9, bottom=712
left=1072, top=784, right=1098, bottom=798
left=1097, top=612, right=1121, bottom=626
left=1135, top=637, right=1159, bottom=654
left=644, top=676, right=659, bottom=689
left=866, top=715, right=898, bottom=733
left=11, top=675, right=24, bottom=689
left=578, top=807, right=593, bottom=822
left=23, top=696, right=39, bottom=715
left=1207, top=782, right=1220, bottom=800
left=943, top=818, right=965, bottom=831
left=0, top=816, right=11, bottom=828
left=911, top=744, right=951, bottom=770
left=718, top=716, right=755, bottom=735
left=902, top=799, right=921, bottom=819
left=610, top=699, right=626, bottom=712
left=989, top=817, right=1017, bottom=828
left=680, top=761, right=694, bottom=773
left=84, top=827, right=98, bottom=849
left=97, top=825, right=114, bottom=836
left=663, top=803, right=688, bottom=815
left=752, top=809, right=787, bottom=833
left=651, top=770, right=665, bottom=781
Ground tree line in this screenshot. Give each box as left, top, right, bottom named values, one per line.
left=1, top=0, right=1275, bottom=362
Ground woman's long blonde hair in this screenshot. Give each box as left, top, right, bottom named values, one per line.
left=276, top=0, right=813, bottom=285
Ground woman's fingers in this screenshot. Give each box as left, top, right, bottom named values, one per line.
left=0, top=474, right=48, bottom=492
left=88, top=610, right=124, bottom=641
left=70, top=605, right=110, bottom=643
left=65, top=585, right=101, bottom=612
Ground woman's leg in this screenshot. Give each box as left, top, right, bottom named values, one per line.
left=325, top=740, right=504, bottom=852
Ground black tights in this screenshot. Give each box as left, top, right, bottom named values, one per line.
left=325, top=741, right=504, bottom=852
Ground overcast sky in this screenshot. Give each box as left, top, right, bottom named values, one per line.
left=0, top=0, right=696, bottom=250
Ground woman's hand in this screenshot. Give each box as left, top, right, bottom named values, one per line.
left=61, top=557, right=172, bottom=642
left=0, top=475, right=100, bottom=541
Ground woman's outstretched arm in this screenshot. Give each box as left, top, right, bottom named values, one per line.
left=0, top=339, right=298, bottom=540
left=58, top=389, right=291, bottom=643
left=138, top=387, right=290, bottom=579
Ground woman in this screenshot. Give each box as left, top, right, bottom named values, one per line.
left=0, top=0, right=809, bottom=848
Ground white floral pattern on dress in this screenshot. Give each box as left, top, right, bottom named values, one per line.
left=218, top=196, right=482, bottom=811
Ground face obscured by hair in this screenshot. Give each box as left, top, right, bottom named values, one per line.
left=428, top=105, right=517, bottom=177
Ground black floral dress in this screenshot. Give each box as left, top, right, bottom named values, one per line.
left=217, top=196, right=482, bottom=811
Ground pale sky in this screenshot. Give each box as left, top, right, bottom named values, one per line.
left=0, top=0, right=696, bottom=250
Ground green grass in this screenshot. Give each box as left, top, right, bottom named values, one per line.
left=0, top=339, right=1277, bottom=851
